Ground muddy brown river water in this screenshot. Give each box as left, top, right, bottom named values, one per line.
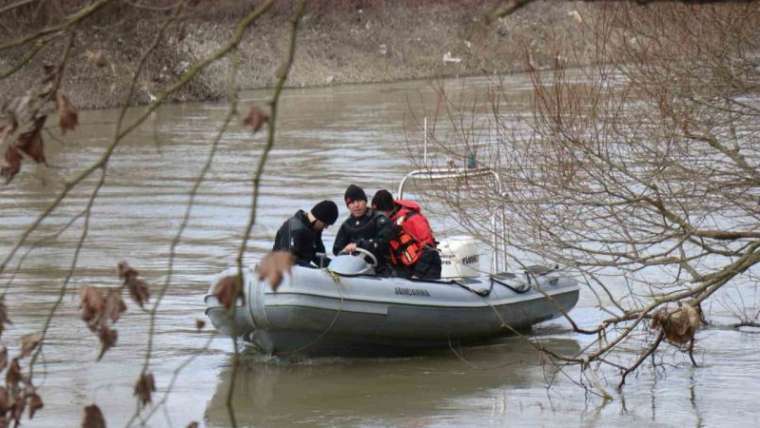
left=1, top=75, right=759, bottom=427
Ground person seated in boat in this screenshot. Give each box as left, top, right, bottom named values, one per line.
left=332, top=184, right=395, bottom=274
left=371, top=189, right=442, bottom=280
left=272, top=200, right=339, bottom=268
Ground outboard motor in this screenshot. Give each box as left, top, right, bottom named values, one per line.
left=439, top=235, right=481, bottom=279
left=328, top=253, right=375, bottom=275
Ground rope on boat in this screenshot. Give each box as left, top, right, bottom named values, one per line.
left=490, top=276, right=532, bottom=294
left=451, top=274, right=534, bottom=297
left=452, top=279, right=494, bottom=297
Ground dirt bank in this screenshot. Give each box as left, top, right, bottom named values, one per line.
left=0, top=1, right=593, bottom=110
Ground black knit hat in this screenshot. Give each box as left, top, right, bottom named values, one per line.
left=371, top=189, right=394, bottom=212
left=344, top=184, right=367, bottom=205
left=311, top=200, right=339, bottom=225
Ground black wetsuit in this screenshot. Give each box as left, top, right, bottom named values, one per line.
left=272, top=210, right=329, bottom=267
left=332, top=209, right=394, bottom=270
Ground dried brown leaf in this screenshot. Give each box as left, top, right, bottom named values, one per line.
left=0, top=386, right=8, bottom=412
left=16, top=117, right=47, bottom=164
left=27, top=392, right=42, bottom=419
left=96, top=327, right=117, bottom=361
left=10, top=393, right=23, bottom=424
left=243, top=105, right=269, bottom=133
left=0, top=297, right=11, bottom=338
left=212, top=275, right=241, bottom=310
left=80, top=287, right=105, bottom=330
left=104, top=289, right=126, bottom=324
left=19, top=333, right=42, bottom=358
left=56, top=94, right=79, bottom=134
left=186, top=422, right=199, bottom=428
left=118, top=261, right=149, bottom=308
left=0, top=118, right=17, bottom=146
left=195, top=319, right=205, bottom=331
left=126, top=278, right=150, bottom=309
left=134, top=372, right=156, bottom=408
left=1, top=146, right=21, bottom=184
left=257, top=251, right=294, bottom=291
left=117, top=261, right=138, bottom=281
left=81, top=404, right=106, bottom=428
left=0, top=346, right=6, bottom=372
left=5, top=359, right=20, bottom=390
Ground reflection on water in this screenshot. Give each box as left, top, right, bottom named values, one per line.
left=205, top=337, right=581, bottom=427
left=1, top=75, right=760, bottom=427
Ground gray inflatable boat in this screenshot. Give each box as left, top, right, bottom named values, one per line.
left=205, top=167, right=580, bottom=355
left=204, top=251, right=579, bottom=355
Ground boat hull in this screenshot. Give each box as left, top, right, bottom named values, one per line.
left=205, top=265, right=579, bottom=355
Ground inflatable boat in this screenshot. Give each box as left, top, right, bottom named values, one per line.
left=204, top=168, right=580, bottom=355
left=204, top=256, right=578, bottom=355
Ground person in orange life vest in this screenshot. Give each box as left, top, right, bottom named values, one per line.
left=371, top=189, right=442, bottom=280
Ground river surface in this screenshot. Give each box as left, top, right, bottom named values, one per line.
left=1, top=75, right=759, bottom=427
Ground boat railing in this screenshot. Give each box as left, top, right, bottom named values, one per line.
left=397, top=167, right=507, bottom=273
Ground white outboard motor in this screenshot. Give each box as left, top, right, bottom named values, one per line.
left=438, top=235, right=481, bottom=279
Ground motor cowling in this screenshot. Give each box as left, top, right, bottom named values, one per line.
left=438, top=235, right=480, bottom=278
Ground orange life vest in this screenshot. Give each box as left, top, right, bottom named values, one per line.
left=388, top=200, right=436, bottom=267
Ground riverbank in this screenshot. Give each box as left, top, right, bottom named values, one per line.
left=0, top=0, right=593, bottom=109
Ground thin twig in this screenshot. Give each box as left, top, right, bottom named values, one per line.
left=618, top=331, right=664, bottom=390
left=226, top=3, right=306, bottom=427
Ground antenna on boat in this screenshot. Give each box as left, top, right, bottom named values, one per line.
left=423, top=117, right=428, bottom=167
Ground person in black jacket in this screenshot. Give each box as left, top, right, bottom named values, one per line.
left=333, top=184, right=394, bottom=273
left=273, top=200, right=339, bottom=267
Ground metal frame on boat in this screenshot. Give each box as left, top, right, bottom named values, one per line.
left=397, top=166, right=507, bottom=273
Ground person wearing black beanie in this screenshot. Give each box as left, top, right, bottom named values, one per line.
left=272, top=200, right=338, bottom=268
left=333, top=184, right=395, bottom=273
left=310, top=200, right=339, bottom=226
left=344, top=184, right=367, bottom=206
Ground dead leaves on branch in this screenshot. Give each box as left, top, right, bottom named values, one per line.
left=4, top=359, right=20, bottom=390
left=134, top=372, right=156, bottom=408
left=0, top=357, right=43, bottom=426
left=96, top=328, right=117, bottom=362
left=243, top=105, right=269, bottom=133
left=79, top=287, right=126, bottom=333
left=81, top=404, right=106, bottom=428
left=1, top=117, right=48, bottom=184
left=27, top=393, right=42, bottom=419
left=19, top=334, right=41, bottom=359
left=0, top=347, right=39, bottom=426
left=212, top=253, right=294, bottom=305
left=0, top=297, right=11, bottom=338
left=651, top=303, right=702, bottom=346
left=117, top=261, right=150, bottom=309
left=0, top=65, right=79, bottom=184
left=78, top=261, right=151, bottom=361
left=56, top=94, right=79, bottom=134
left=0, top=147, right=22, bottom=185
